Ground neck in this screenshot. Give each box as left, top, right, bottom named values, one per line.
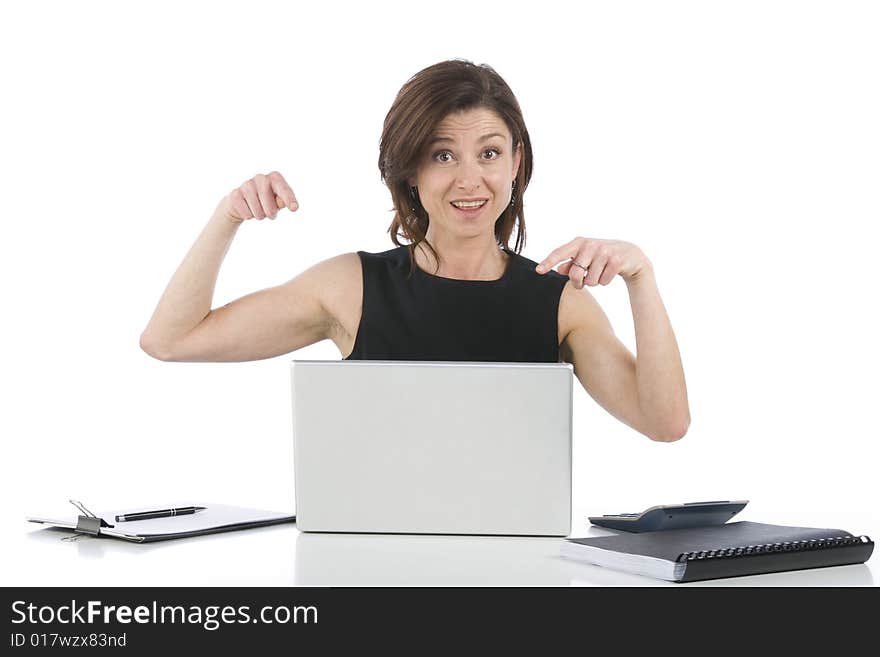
left=415, top=230, right=508, bottom=280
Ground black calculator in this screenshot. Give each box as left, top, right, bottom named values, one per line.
left=588, top=500, right=749, bottom=533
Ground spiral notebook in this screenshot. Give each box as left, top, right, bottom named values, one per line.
left=560, top=521, right=874, bottom=582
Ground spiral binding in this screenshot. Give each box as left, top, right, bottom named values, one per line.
left=676, top=535, right=872, bottom=562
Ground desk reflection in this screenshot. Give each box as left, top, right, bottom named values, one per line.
left=26, top=524, right=874, bottom=587
left=294, top=531, right=875, bottom=587
left=662, top=564, right=874, bottom=587
left=294, top=532, right=592, bottom=586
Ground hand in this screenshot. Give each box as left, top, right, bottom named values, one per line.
left=218, top=171, right=299, bottom=224
left=535, top=237, right=652, bottom=289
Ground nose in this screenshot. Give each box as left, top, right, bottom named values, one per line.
left=455, top=157, right=484, bottom=192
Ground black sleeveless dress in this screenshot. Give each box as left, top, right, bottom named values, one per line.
left=344, top=245, right=569, bottom=362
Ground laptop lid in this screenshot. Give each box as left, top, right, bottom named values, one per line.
left=291, top=360, right=572, bottom=536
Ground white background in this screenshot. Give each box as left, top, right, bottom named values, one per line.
left=2, top=1, right=877, bottom=584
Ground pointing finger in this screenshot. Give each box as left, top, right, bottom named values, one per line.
left=535, top=239, right=580, bottom=273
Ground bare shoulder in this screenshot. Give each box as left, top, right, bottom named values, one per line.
left=303, top=251, right=361, bottom=284
left=557, top=280, right=613, bottom=349
left=302, top=252, right=363, bottom=356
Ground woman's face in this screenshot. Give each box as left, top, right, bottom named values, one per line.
left=411, top=107, right=522, bottom=240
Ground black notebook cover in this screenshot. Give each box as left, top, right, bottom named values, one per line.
left=564, top=521, right=874, bottom=582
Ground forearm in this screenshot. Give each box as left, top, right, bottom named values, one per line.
left=140, top=205, right=242, bottom=351
left=626, top=266, right=691, bottom=440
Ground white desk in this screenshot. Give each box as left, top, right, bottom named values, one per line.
left=6, top=508, right=876, bottom=587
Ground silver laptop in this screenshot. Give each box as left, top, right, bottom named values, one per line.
left=291, top=360, right=573, bottom=536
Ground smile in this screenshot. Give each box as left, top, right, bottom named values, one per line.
left=449, top=200, right=488, bottom=217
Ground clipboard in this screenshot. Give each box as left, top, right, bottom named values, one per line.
left=27, top=500, right=296, bottom=543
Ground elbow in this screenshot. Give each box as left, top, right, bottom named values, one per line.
left=648, top=415, right=690, bottom=443
left=139, top=332, right=175, bottom=362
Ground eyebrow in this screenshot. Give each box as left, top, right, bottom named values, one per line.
left=428, top=132, right=507, bottom=145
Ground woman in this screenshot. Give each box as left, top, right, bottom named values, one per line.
left=140, top=59, right=690, bottom=443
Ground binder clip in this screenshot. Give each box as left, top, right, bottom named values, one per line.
left=62, top=500, right=112, bottom=542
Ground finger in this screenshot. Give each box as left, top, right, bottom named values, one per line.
left=557, top=261, right=574, bottom=276
left=558, top=259, right=586, bottom=288
left=583, top=254, right=608, bottom=287
left=240, top=181, right=265, bottom=220
left=569, top=257, right=591, bottom=289
left=558, top=259, right=586, bottom=278
left=254, top=174, right=279, bottom=219
left=597, top=255, right=621, bottom=285
left=268, top=171, right=299, bottom=211
left=228, top=189, right=251, bottom=221
left=535, top=238, right=581, bottom=273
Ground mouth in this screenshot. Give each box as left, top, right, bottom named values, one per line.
left=449, top=199, right=488, bottom=218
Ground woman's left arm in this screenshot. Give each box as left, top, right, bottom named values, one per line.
left=537, top=238, right=690, bottom=442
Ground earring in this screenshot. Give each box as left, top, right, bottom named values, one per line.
left=510, top=179, right=517, bottom=206
left=409, top=186, right=419, bottom=213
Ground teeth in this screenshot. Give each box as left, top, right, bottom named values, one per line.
left=452, top=200, right=486, bottom=209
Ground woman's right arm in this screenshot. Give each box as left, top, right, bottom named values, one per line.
left=139, top=171, right=336, bottom=362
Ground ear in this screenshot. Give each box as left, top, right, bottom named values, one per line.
left=512, top=141, right=522, bottom=178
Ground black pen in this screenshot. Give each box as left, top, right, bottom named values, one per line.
left=115, top=506, right=207, bottom=522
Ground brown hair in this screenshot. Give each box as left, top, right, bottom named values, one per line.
left=378, top=59, right=533, bottom=277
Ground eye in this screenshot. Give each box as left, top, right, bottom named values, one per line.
left=432, top=147, right=503, bottom=163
